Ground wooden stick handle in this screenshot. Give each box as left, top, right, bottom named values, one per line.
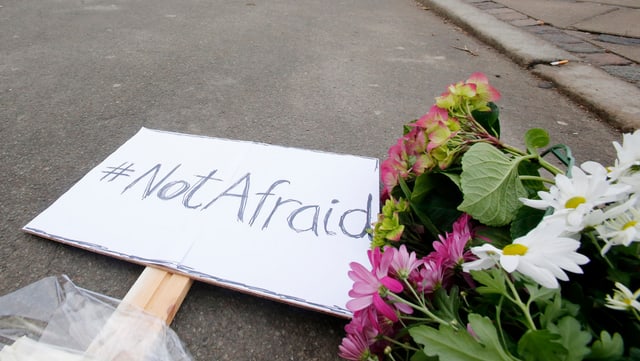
left=123, top=267, right=193, bottom=324
left=85, top=267, right=193, bottom=358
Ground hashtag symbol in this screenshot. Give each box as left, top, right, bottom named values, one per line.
left=101, top=162, right=136, bottom=182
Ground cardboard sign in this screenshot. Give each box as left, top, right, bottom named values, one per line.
left=23, top=128, right=379, bottom=316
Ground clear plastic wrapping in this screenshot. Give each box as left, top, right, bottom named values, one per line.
left=0, top=275, right=193, bottom=361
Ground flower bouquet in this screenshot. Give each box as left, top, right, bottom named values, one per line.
left=339, top=73, right=640, bottom=361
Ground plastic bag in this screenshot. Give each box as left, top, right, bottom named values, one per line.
left=0, top=275, right=193, bottom=361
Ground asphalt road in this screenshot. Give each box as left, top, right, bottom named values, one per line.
left=0, top=0, right=623, bottom=360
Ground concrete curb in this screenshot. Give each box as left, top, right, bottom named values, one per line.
left=533, top=63, right=640, bottom=131
left=418, top=0, right=640, bottom=131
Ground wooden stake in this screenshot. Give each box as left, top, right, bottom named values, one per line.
left=85, top=267, right=193, bottom=358
left=121, top=266, right=193, bottom=324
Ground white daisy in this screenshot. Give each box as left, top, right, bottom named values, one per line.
left=463, top=219, right=589, bottom=289
left=610, top=130, right=640, bottom=176
left=521, top=161, right=630, bottom=231
left=596, top=203, right=640, bottom=255
left=608, top=130, right=640, bottom=192
left=605, top=282, right=640, bottom=312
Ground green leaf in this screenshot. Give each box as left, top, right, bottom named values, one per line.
left=471, top=269, right=507, bottom=295
left=547, top=316, right=592, bottom=361
left=410, top=351, right=438, bottom=361
left=468, top=314, right=514, bottom=361
left=510, top=205, right=545, bottom=239
left=458, top=143, right=528, bottom=226
left=398, top=176, right=441, bottom=238
left=539, top=292, right=579, bottom=329
left=409, top=323, right=512, bottom=361
left=440, top=171, right=462, bottom=189
left=517, top=329, right=567, bottom=361
left=412, top=172, right=438, bottom=200
left=524, top=128, right=550, bottom=154
left=398, top=176, right=413, bottom=200
left=517, top=159, right=545, bottom=196
left=473, top=226, right=513, bottom=248
left=523, top=281, right=558, bottom=305
left=431, top=286, right=463, bottom=326
left=539, top=292, right=563, bottom=329
left=472, top=102, right=500, bottom=137
left=586, top=331, right=624, bottom=360
left=411, top=173, right=463, bottom=237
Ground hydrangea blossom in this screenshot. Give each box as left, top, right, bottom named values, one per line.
left=380, top=127, right=433, bottom=199
left=436, top=72, right=501, bottom=115
left=370, top=198, right=408, bottom=248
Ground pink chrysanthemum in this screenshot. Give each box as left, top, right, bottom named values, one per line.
left=338, top=329, right=378, bottom=361
left=432, top=213, right=474, bottom=268
left=413, top=256, right=447, bottom=294
left=389, top=244, right=423, bottom=280
left=347, top=248, right=404, bottom=321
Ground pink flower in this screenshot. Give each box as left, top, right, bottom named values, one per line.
left=466, top=72, right=501, bottom=102
left=344, top=308, right=380, bottom=342
left=413, top=256, right=447, bottom=294
left=389, top=244, right=423, bottom=280
left=435, top=81, right=476, bottom=110
left=338, top=329, right=377, bottom=361
left=431, top=213, right=474, bottom=268
left=403, top=128, right=433, bottom=175
left=380, top=138, right=411, bottom=199
left=435, top=72, right=500, bottom=113
left=414, top=106, right=457, bottom=152
left=349, top=307, right=396, bottom=337
left=347, top=248, right=403, bottom=321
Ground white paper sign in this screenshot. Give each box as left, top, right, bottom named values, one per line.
left=23, top=128, right=379, bottom=316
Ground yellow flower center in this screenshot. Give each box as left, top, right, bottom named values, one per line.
left=503, top=244, right=528, bottom=256
left=623, top=221, right=638, bottom=230
left=565, top=196, right=587, bottom=209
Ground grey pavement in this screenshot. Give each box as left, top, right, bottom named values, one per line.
left=0, top=0, right=632, bottom=360
left=419, top=0, right=640, bottom=130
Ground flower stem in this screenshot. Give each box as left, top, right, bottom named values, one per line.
left=536, top=157, right=564, bottom=176
left=518, top=175, right=555, bottom=184
left=503, top=271, right=537, bottom=331
left=392, top=283, right=455, bottom=329
left=381, top=336, right=421, bottom=353
left=586, top=231, right=615, bottom=269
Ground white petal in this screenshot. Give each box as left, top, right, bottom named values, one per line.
left=500, top=255, right=519, bottom=273
left=470, top=244, right=502, bottom=256
left=555, top=174, right=576, bottom=194
left=520, top=197, right=550, bottom=210
left=518, top=261, right=559, bottom=289
left=462, top=258, right=495, bottom=272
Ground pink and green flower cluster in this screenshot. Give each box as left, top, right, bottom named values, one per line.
left=380, top=73, right=501, bottom=200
